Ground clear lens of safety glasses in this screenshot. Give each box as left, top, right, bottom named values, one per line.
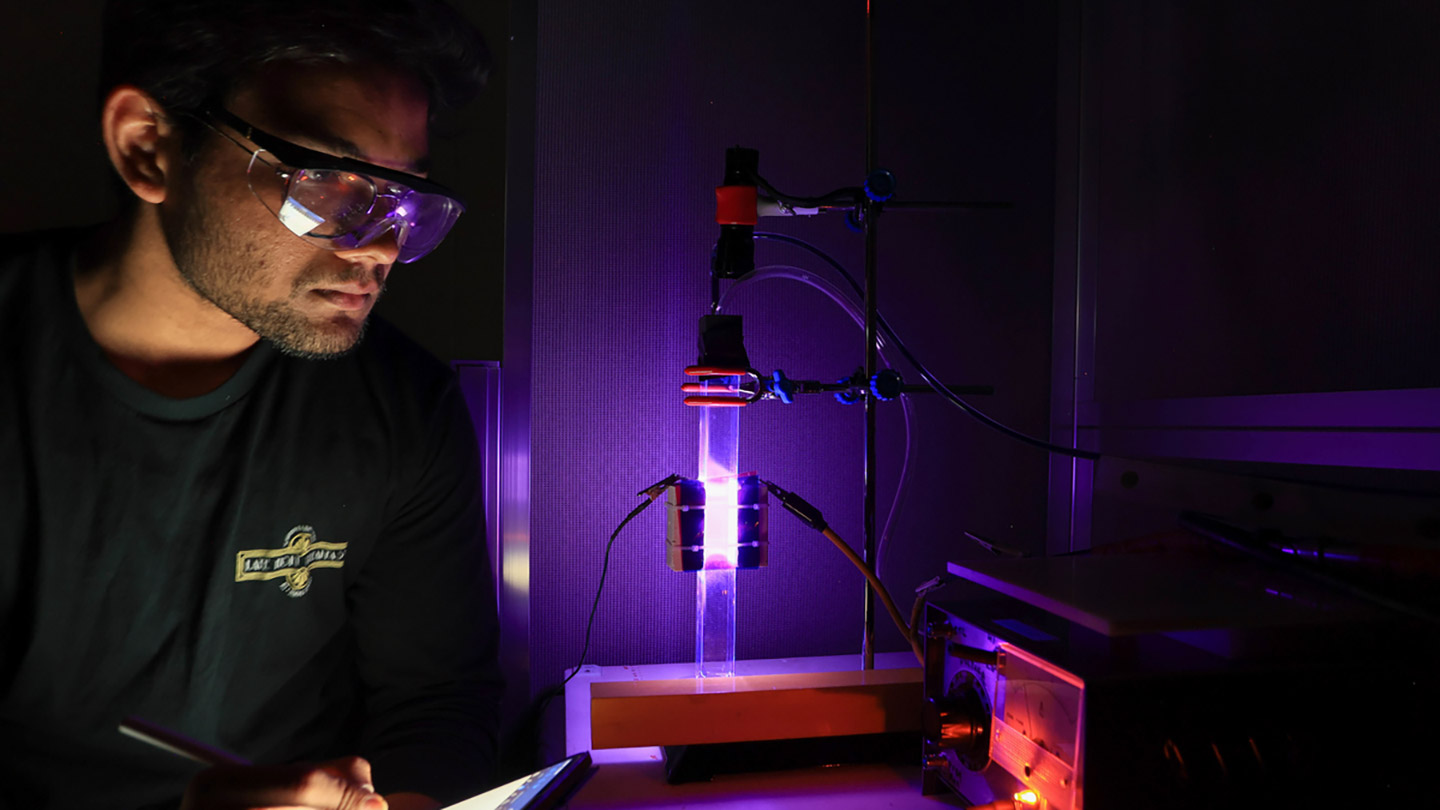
left=246, top=154, right=465, bottom=264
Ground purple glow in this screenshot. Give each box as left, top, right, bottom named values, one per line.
left=701, top=477, right=740, bottom=568
left=1278, top=547, right=1363, bottom=562
left=698, top=378, right=740, bottom=677
left=698, top=377, right=741, bottom=569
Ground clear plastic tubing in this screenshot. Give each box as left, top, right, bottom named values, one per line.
left=718, top=266, right=916, bottom=580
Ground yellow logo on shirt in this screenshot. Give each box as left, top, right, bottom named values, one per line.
left=235, top=526, right=347, bottom=598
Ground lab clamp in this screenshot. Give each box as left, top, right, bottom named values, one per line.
left=681, top=147, right=996, bottom=410
left=670, top=145, right=1007, bottom=680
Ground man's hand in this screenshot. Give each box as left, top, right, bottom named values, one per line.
left=181, top=756, right=388, bottom=810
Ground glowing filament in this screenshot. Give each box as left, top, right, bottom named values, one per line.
left=702, top=477, right=739, bottom=568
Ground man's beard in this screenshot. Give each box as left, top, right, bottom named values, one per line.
left=162, top=188, right=384, bottom=359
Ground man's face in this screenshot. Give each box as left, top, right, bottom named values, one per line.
left=161, top=63, right=433, bottom=358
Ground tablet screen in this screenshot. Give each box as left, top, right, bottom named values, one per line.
left=441, top=752, right=593, bottom=810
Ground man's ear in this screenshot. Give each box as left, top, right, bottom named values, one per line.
left=100, top=85, right=182, bottom=205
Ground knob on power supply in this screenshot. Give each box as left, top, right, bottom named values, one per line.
left=923, top=669, right=992, bottom=772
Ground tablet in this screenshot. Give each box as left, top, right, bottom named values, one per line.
left=441, top=752, right=594, bottom=810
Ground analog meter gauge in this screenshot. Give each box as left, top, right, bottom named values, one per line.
left=991, top=645, right=1084, bottom=810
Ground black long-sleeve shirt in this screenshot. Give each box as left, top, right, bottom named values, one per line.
left=0, top=229, right=502, bottom=808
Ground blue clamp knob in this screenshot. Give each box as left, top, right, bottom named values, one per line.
left=870, top=369, right=904, bottom=401
left=834, top=376, right=863, bottom=405
left=768, top=370, right=797, bottom=404
left=844, top=209, right=865, bottom=234
left=865, top=169, right=897, bottom=202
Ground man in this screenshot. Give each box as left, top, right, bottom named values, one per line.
left=0, top=2, right=502, bottom=808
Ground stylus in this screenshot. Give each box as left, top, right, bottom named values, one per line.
left=119, top=715, right=252, bottom=767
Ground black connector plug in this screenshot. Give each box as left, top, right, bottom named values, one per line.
left=762, top=479, right=828, bottom=533
left=637, top=473, right=684, bottom=501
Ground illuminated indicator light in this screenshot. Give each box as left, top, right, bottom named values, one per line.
left=1014, top=790, right=1039, bottom=806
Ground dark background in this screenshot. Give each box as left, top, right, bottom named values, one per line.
left=6, top=0, right=1438, bottom=769
left=0, top=0, right=507, bottom=362
left=1088, top=2, right=1440, bottom=401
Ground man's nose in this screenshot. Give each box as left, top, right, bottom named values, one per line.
left=335, top=226, right=403, bottom=268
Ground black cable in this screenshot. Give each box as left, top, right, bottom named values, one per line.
left=752, top=231, right=1100, bottom=461
left=525, top=476, right=680, bottom=755
left=1181, top=511, right=1440, bottom=625
left=751, top=172, right=862, bottom=208
left=558, top=497, right=654, bottom=689
left=763, top=478, right=924, bottom=663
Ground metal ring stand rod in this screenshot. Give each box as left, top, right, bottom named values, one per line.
left=861, top=0, right=880, bottom=670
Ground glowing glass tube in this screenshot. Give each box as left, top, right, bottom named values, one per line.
left=697, top=377, right=739, bottom=678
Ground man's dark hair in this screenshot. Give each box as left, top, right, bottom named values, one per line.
left=100, top=0, right=490, bottom=150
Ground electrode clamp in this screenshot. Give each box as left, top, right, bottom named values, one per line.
left=664, top=474, right=769, bottom=572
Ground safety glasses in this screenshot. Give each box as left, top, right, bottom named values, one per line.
left=200, top=108, right=465, bottom=264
